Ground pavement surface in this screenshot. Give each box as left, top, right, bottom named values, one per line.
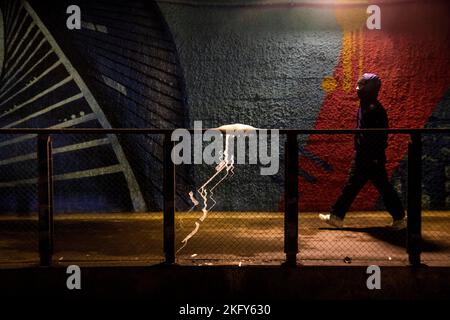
left=0, top=211, right=449, bottom=267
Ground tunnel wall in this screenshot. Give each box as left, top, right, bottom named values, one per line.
left=0, top=0, right=190, bottom=213
left=0, top=0, right=448, bottom=214
left=29, top=0, right=192, bottom=211
left=159, top=0, right=450, bottom=211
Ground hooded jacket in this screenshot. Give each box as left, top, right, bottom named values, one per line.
left=354, top=100, right=389, bottom=159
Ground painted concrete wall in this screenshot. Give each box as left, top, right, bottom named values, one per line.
left=0, top=0, right=189, bottom=213
left=159, top=2, right=342, bottom=210
left=29, top=0, right=192, bottom=211
left=0, top=0, right=448, bottom=214
left=159, top=0, right=450, bottom=211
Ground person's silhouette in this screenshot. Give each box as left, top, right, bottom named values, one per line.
left=319, top=73, right=406, bottom=230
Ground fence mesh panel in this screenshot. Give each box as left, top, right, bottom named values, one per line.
left=52, top=133, right=164, bottom=266
left=297, top=133, right=409, bottom=265
left=421, top=133, right=450, bottom=264
left=0, top=131, right=449, bottom=267
left=0, top=134, right=39, bottom=265
left=175, top=133, right=285, bottom=265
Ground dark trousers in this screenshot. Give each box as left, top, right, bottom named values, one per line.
left=331, top=154, right=405, bottom=221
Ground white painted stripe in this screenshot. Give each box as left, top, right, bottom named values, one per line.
left=0, top=138, right=110, bottom=166
left=3, top=37, right=46, bottom=80
left=81, top=21, right=96, bottom=31
left=6, top=10, right=27, bottom=54
left=5, top=2, right=23, bottom=46
left=0, top=9, right=4, bottom=73
left=0, top=177, right=36, bottom=188
left=23, top=0, right=147, bottom=212
left=53, top=138, right=110, bottom=154
left=0, top=164, right=123, bottom=188
left=0, top=76, right=72, bottom=118
left=6, top=6, right=26, bottom=45
left=0, top=152, right=34, bottom=166
left=6, top=23, right=35, bottom=67
left=95, top=25, right=108, bottom=34
left=81, top=21, right=108, bottom=34
left=0, top=113, right=97, bottom=148
left=0, top=60, right=63, bottom=106
left=4, top=28, right=41, bottom=77
left=51, top=112, right=98, bottom=128
left=0, top=133, right=32, bottom=148
left=4, top=1, right=13, bottom=28
left=0, top=134, right=36, bottom=148
left=54, top=164, right=123, bottom=181
left=0, top=49, right=53, bottom=96
left=3, top=93, right=84, bottom=128
left=5, top=1, right=17, bottom=34
left=6, top=1, right=17, bottom=28
left=102, top=75, right=127, bottom=95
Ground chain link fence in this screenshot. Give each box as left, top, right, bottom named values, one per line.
left=297, top=133, right=409, bottom=265
left=0, top=134, right=39, bottom=265
left=51, top=133, right=165, bottom=266
left=174, top=133, right=285, bottom=265
left=0, top=130, right=449, bottom=267
left=421, top=132, right=450, bottom=264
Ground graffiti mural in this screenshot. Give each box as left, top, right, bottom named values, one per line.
left=0, top=0, right=448, bottom=214
left=0, top=0, right=189, bottom=213
left=300, top=1, right=450, bottom=211
left=160, top=0, right=450, bottom=211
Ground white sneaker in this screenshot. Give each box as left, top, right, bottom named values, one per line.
left=390, top=218, right=406, bottom=230
left=319, top=213, right=344, bottom=228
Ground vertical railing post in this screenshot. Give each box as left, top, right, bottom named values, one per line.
left=37, top=134, right=54, bottom=267
left=284, top=132, right=299, bottom=266
left=407, top=132, right=422, bottom=266
left=163, top=133, right=176, bottom=264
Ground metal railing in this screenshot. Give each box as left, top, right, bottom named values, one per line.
left=0, top=127, right=449, bottom=267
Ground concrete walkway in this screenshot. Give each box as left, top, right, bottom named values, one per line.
left=0, top=211, right=449, bottom=267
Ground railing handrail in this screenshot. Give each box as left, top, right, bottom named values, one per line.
left=0, top=128, right=449, bottom=134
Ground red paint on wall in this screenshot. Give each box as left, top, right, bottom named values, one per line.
left=295, top=2, right=450, bottom=212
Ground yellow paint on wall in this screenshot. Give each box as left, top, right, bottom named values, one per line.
left=321, top=76, right=337, bottom=93
left=358, top=29, right=364, bottom=77
left=342, top=31, right=353, bottom=92
left=325, top=0, right=368, bottom=93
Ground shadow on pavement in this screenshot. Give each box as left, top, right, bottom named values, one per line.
left=320, top=226, right=447, bottom=252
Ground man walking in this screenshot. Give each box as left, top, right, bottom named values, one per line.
left=319, top=73, right=406, bottom=230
